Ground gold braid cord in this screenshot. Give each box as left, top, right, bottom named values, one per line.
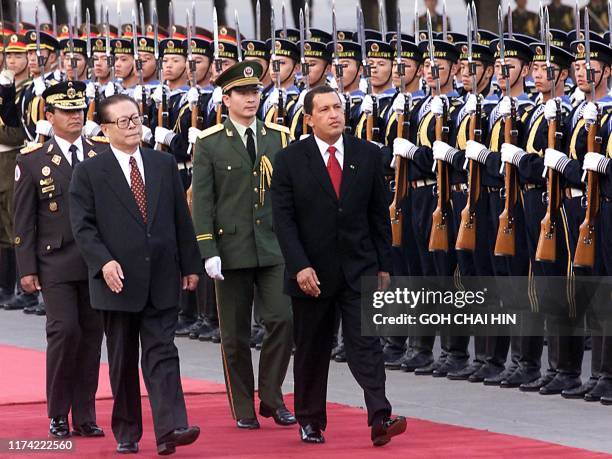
left=259, top=155, right=273, bottom=206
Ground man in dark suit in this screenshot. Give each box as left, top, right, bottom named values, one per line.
left=13, top=81, right=104, bottom=440
left=69, top=94, right=203, bottom=455
left=271, top=85, right=407, bottom=446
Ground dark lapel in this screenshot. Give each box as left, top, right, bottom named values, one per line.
left=82, top=137, right=99, bottom=160
left=100, top=146, right=146, bottom=227
left=46, top=138, right=73, bottom=181
left=305, top=135, right=338, bottom=202
left=141, top=149, right=161, bottom=229
left=338, top=134, right=360, bottom=202
left=224, top=118, right=253, bottom=169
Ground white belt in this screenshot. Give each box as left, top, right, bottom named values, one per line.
left=178, top=161, right=193, bottom=171
left=566, top=188, right=584, bottom=198
left=410, top=178, right=436, bottom=188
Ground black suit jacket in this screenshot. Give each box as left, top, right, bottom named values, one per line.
left=69, top=146, right=202, bottom=312
left=271, top=134, right=392, bottom=298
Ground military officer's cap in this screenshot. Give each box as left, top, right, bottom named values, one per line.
left=218, top=25, right=244, bottom=43
left=18, top=22, right=35, bottom=33
left=5, top=33, right=26, bottom=52
left=566, top=30, right=605, bottom=45
left=419, top=39, right=460, bottom=62
left=366, top=40, right=393, bottom=60
left=490, top=37, right=533, bottom=63
left=275, top=28, right=300, bottom=43
left=184, top=37, right=212, bottom=58
left=391, top=39, right=422, bottom=62
left=168, top=25, right=188, bottom=40
left=386, top=32, right=414, bottom=43
left=326, top=40, right=361, bottom=62
left=266, top=38, right=299, bottom=61
left=97, top=24, right=119, bottom=38
left=90, top=36, right=108, bottom=53
left=42, top=80, right=87, bottom=110
left=548, top=29, right=569, bottom=49
left=160, top=38, right=186, bottom=57
left=352, top=30, right=382, bottom=42
left=476, top=29, right=497, bottom=46
left=446, top=33, right=467, bottom=45
left=24, top=30, right=60, bottom=52
left=335, top=30, right=354, bottom=41
left=457, top=41, right=495, bottom=64
left=120, top=23, right=136, bottom=38
left=135, top=36, right=156, bottom=54
left=304, top=40, right=331, bottom=62
left=144, top=23, right=168, bottom=39
left=242, top=39, right=269, bottom=59
left=530, top=42, right=573, bottom=68
left=570, top=37, right=612, bottom=63
left=59, top=38, right=87, bottom=57
left=308, top=28, right=332, bottom=43
left=415, top=30, right=435, bottom=43
left=194, top=27, right=214, bottom=41
left=215, top=60, right=263, bottom=93
left=111, top=38, right=133, bottom=55
left=56, top=24, right=70, bottom=39
left=215, top=40, right=239, bottom=61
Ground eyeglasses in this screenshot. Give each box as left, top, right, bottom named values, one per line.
left=105, top=114, right=143, bottom=129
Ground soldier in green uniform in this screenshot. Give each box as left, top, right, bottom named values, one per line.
left=191, top=60, right=295, bottom=430
left=548, top=0, right=575, bottom=30
left=418, top=0, right=451, bottom=33
left=505, top=0, right=540, bottom=37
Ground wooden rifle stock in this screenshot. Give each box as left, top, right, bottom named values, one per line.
left=37, top=97, right=47, bottom=143
left=429, top=114, right=450, bottom=252
left=494, top=114, right=518, bottom=257
left=574, top=120, right=601, bottom=268
left=390, top=113, right=408, bottom=247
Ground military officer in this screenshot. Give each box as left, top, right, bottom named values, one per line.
left=13, top=81, right=105, bottom=438
left=548, top=0, right=575, bottom=30
left=192, top=60, right=295, bottom=429
left=418, top=0, right=451, bottom=33
left=505, top=0, right=539, bottom=37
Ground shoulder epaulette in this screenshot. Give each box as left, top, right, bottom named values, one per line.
left=20, top=143, right=43, bottom=154
left=90, top=136, right=110, bottom=143
left=197, top=123, right=224, bottom=139
left=265, top=121, right=291, bottom=135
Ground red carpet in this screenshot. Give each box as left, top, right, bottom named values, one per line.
left=1, top=345, right=609, bottom=458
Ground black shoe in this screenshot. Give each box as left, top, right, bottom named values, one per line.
left=0, top=287, right=16, bottom=306
left=447, top=361, right=483, bottom=380
left=601, top=395, right=612, bottom=405
left=117, top=442, right=139, bottom=454
left=5, top=293, right=37, bottom=310
left=484, top=365, right=518, bottom=386
left=250, top=327, right=265, bottom=348
left=157, top=426, right=200, bottom=455
left=584, top=378, right=612, bottom=402
left=236, top=417, right=260, bottom=429
left=539, top=374, right=582, bottom=395
left=334, top=349, right=347, bottom=363
left=468, top=364, right=503, bottom=383
left=299, top=424, right=325, bottom=444
left=562, top=377, right=598, bottom=399
left=33, top=302, right=46, bottom=316
left=400, top=353, right=433, bottom=372
left=520, top=373, right=555, bottom=392
left=385, top=353, right=411, bottom=370
left=177, top=318, right=203, bottom=338
left=72, top=422, right=104, bottom=437
left=331, top=343, right=344, bottom=361
left=49, top=416, right=70, bottom=438
left=433, top=359, right=468, bottom=378
left=259, top=403, right=297, bottom=426
left=500, top=369, right=541, bottom=388
left=199, top=326, right=220, bottom=342
left=415, top=357, right=444, bottom=375
left=190, top=321, right=212, bottom=340
left=371, top=416, right=407, bottom=447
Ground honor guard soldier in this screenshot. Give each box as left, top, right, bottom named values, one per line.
left=207, top=40, right=240, bottom=127
left=243, top=38, right=272, bottom=88
left=192, top=60, right=295, bottom=429
left=111, top=37, right=137, bottom=96
left=59, top=37, right=89, bottom=82
left=13, top=80, right=105, bottom=439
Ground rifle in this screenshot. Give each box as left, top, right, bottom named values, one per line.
left=105, top=8, right=116, bottom=92
left=85, top=9, right=100, bottom=122
left=299, top=8, right=310, bottom=135
left=357, top=6, right=377, bottom=142
left=332, top=2, right=351, bottom=134
left=187, top=10, right=202, bottom=133
left=213, top=7, right=224, bottom=125
left=456, top=2, right=481, bottom=252
left=132, top=9, right=149, bottom=134
left=271, top=8, right=286, bottom=126
left=494, top=6, right=518, bottom=257
left=427, top=10, right=450, bottom=253
left=574, top=9, right=601, bottom=268
left=536, top=7, right=562, bottom=262
left=153, top=7, right=168, bottom=151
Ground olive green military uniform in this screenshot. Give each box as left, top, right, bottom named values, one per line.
left=548, top=2, right=574, bottom=30
left=418, top=13, right=450, bottom=33
left=0, top=124, right=25, bottom=247
left=506, top=8, right=540, bottom=37
left=192, top=115, right=293, bottom=421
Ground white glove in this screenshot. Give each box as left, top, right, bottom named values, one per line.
left=53, top=70, right=62, bottom=82
left=205, top=256, right=224, bottom=280
left=361, top=94, right=374, bottom=114
left=104, top=82, right=116, bottom=98
left=295, top=89, right=307, bottom=110
left=154, top=126, right=175, bottom=146
left=544, top=98, right=559, bottom=121
left=583, top=152, right=610, bottom=174
left=498, top=96, right=514, bottom=117
left=358, top=77, right=368, bottom=94
left=432, top=140, right=458, bottom=164
left=582, top=102, right=599, bottom=124
left=393, top=138, right=418, bottom=160
left=151, top=84, right=170, bottom=105
left=501, top=143, right=525, bottom=167
left=0, top=69, right=15, bottom=86
left=430, top=95, right=447, bottom=116
left=329, top=76, right=339, bottom=90
left=392, top=93, right=406, bottom=114
left=464, top=93, right=478, bottom=115
left=85, top=81, right=97, bottom=99
left=465, top=140, right=490, bottom=164
left=571, top=87, right=585, bottom=105
left=35, top=120, right=54, bottom=137
left=211, top=86, right=223, bottom=106
left=187, top=87, right=200, bottom=105
left=33, top=77, right=47, bottom=96
left=133, top=85, right=144, bottom=103
left=82, top=120, right=102, bottom=138
left=188, top=126, right=202, bottom=144
left=544, top=148, right=570, bottom=173
left=141, top=125, right=153, bottom=144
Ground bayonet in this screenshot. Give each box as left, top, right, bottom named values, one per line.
left=256, top=0, right=261, bottom=41
left=442, top=0, right=447, bottom=42
left=105, top=7, right=115, bottom=83
left=213, top=7, right=222, bottom=73
left=608, top=0, right=612, bottom=47
left=85, top=8, right=91, bottom=77
left=467, top=5, right=476, bottom=96
left=414, top=0, right=419, bottom=44
left=574, top=0, right=580, bottom=38
left=153, top=7, right=161, bottom=81
left=498, top=5, right=511, bottom=96
left=507, top=5, right=513, bottom=40
left=544, top=6, right=555, bottom=99
left=396, top=6, right=404, bottom=93
left=191, top=1, right=197, bottom=38
left=584, top=7, right=596, bottom=98
left=35, top=6, right=46, bottom=74
left=15, top=0, right=21, bottom=31
left=187, top=9, right=197, bottom=86
left=52, top=5, right=57, bottom=37
left=235, top=10, right=243, bottom=62
left=139, top=2, right=146, bottom=36
left=73, top=0, right=78, bottom=35
left=69, top=8, right=78, bottom=80
left=331, top=1, right=343, bottom=93
left=305, top=1, right=310, bottom=39
left=426, top=10, right=440, bottom=95
left=117, top=0, right=122, bottom=37
left=471, top=1, right=478, bottom=37
left=379, top=0, right=386, bottom=37
left=132, top=9, right=143, bottom=85
left=299, top=8, right=308, bottom=90
left=168, top=1, right=174, bottom=38
left=282, top=1, right=287, bottom=38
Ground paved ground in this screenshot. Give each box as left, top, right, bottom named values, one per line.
left=2, top=308, right=611, bottom=454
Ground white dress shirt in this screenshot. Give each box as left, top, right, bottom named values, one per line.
left=54, top=135, right=84, bottom=166
left=314, top=134, right=344, bottom=169
left=111, top=145, right=145, bottom=186
left=229, top=117, right=258, bottom=154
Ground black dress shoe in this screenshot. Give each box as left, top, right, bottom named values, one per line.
left=72, top=422, right=105, bottom=437
left=433, top=359, right=468, bottom=378
left=385, top=353, right=411, bottom=370
left=157, top=426, right=200, bottom=455
left=0, top=287, right=16, bottom=306
left=4, top=293, right=37, bottom=310
left=199, top=325, right=220, bottom=342
left=401, top=353, right=434, bottom=372
left=259, top=403, right=297, bottom=425
left=447, top=361, right=483, bottom=380
left=177, top=318, right=203, bottom=338
left=236, top=417, right=260, bottom=429
left=584, top=378, right=612, bottom=402
left=500, top=369, right=541, bottom=388
left=334, top=348, right=347, bottom=362
left=484, top=365, right=518, bottom=386
left=33, top=302, right=46, bottom=316
left=299, top=424, right=325, bottom=444
left=520, top=373, right=554, bottom=392
left=117, top=442, right=139, bottom=454
left=562, top=377, right=598, bottom=399
left=601, top=396, right=612, bottom=405
left=49, top=416, right=70, bottom=438
left=468, top=364, right=503, bottom=383
left=371, top=416, right=407, bottom=447
left=539, top=374, right=582, bottom=395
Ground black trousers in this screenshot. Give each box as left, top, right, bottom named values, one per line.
left=43, top=280, right=103, bottom=424
left=103, top=303, right=188, bottom=443
left=292, top=284, right=391, bottom=430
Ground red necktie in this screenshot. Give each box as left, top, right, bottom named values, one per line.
left=129, top=156, right=147, bottom=223
left=326, top=145, right=342, bottom=198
